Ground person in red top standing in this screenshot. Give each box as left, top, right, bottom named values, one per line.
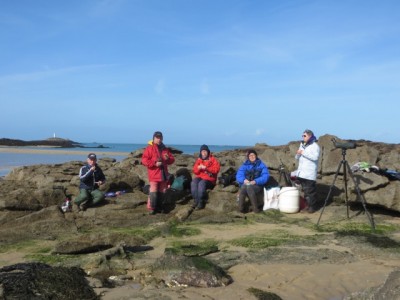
left=191, top=144, right=220, bottom=209
left=142, top=131, right=175, bottom=214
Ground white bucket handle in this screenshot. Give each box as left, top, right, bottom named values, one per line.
left=278, top=187, right=299, bottom=196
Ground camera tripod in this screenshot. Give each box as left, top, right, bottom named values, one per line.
left=317, top=147, right=375, bottom=230
left=278, top=160, right=293, bottom=187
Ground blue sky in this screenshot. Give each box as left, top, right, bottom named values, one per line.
left=1, top=0, right=399, bottom=146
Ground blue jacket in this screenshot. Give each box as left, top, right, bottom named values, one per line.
left=79, top=164, right=106, bottom=190
left=236, top=159, right=270, bottom=186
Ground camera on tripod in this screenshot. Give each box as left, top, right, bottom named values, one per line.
left=331, top=138, right=356, bottom=150
left=318, top=138, right=375, bottom=229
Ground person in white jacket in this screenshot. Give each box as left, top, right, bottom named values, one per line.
left=295, top=129, right=320, bottom=213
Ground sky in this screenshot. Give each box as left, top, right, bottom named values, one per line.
left=1, top=0, right=399, bottom=146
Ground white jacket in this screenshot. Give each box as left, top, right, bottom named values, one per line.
left=295, top=141, right=320, bottom=181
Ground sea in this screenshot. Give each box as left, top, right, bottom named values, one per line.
left=0, top=143, right=246, bottom=177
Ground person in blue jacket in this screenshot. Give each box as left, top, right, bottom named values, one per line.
left=236, top=149, right=269, bottom=213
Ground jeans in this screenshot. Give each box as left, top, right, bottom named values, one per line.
left=190, top=177, right=214, bottom=208
left=238, top=184, right=263, bottom=213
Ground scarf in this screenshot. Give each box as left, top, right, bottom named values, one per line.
left=303, top=135, right=317, bottom=147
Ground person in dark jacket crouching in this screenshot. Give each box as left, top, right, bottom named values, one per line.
left=74, top=153, right=106, bottom=211
left=236, top=149, right=269, bottom=213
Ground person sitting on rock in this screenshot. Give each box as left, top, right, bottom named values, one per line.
left=191, top=144, right=221, bottom=210
left=74, top=153, right=106, bottom=211
left=236, top=149, right=269, bottom=213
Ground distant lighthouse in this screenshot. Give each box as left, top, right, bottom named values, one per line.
left=53, top=133, right=56, bottom=138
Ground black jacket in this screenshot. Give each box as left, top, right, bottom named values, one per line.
left=79, top=164, right=106, bottom=190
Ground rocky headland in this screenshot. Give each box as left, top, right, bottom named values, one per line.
left=0, top=134, right=399, bottom=299
left=0, top=137, right=109, bottom=149
left=0, top=137, right=81, bottom=148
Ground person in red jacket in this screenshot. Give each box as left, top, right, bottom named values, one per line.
left=191, top=144, right=220, bottom=209
left=142, top=131, right=175, bottom=214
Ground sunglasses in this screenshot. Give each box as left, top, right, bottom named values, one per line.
left=302, top=135, right=307, bottom=137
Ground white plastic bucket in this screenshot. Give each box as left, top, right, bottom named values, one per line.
left=278, top=187, right=300, bottom=213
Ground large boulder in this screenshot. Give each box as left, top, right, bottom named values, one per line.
left=0, top=262, right=97, bottom=299
left=151, top=253, right=232, bottom=288
left=0, top=206, right=76, bottom=242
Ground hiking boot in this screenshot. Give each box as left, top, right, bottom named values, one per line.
left=307, top=207, right=317, bottom=214
left=79, top=202, right=88, bottom=211
left=149, top=210, right=156, bottom=215
left=300, top=206, right=309, bottom=213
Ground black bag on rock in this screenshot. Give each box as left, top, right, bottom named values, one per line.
left=218, top=167, right=237, bottom=187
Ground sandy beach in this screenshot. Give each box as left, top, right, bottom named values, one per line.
left=0, top=146, right=130, bottom=157
left=0, top=147, right=130, bottom=177
left=96, top=210, right=400, bottom=299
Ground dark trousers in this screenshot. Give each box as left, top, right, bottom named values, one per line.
left=74, top=189, right=104, bottom=206
left=191, top=177, right=214, bottom=208
left=238, top=184, right=263, bottom=213
left=298, top=177, right=318, bottom=209
left=148, top=181, right=168, bottom=211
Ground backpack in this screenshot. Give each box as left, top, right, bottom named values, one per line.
left=218, top=167, right=237, bottom=187
left=175, top=168, right=192, bottom=189
left=170, top=175, right=187, bottom=191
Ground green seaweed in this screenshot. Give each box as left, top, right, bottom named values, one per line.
left=248, top=287, right=283, bottom=300
left=166, top=239, right=218, bottom=256
left=108, top=227, right=162, bottom=242
left=315, top=222, right=398, bottom=235
left=25, top=253, right=77, bottom=266
left=228, top=230, right=316, bottom=249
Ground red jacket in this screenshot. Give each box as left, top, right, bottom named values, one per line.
left=142, top=142, right=175, bottom=182
left=192, top=154, right=220, bottom=184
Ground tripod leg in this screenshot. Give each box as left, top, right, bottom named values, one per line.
left=344, top=161, right=376, bottom=230
left=278, top=168, right=291, bottom=187
left=284, top=170, right=292, bottom=187
left=317, top=160, right=344, bottom=226
left=342, top=159, right=350, bottom=219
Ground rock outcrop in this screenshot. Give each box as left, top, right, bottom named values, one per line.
left=152, top=253, right=233, bottom=287
left=0, top=262, right=97, bottom=299
left=0, top=134, right=399, bottom=299
left=0, top=134, right=399, bottom=243
left=0, top=137, right=82, bottom=148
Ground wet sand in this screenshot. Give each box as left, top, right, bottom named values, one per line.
left=100, top=214, right=400, bottom=300
left=0, top=146, right=129, bottom=157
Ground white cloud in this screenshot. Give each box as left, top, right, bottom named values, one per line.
left=155, top=79, right=165, bottom=95
left=0, top=12, right=31, bottom=27
left=255, top=129, right=264, bottom=136
left=200, top=79, right=210, bottom=94
left=322, top=54, right=345, bottom=71
left=0, top=64, right=116, bottom=85
left=89, top=0, right=126, bottom=17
